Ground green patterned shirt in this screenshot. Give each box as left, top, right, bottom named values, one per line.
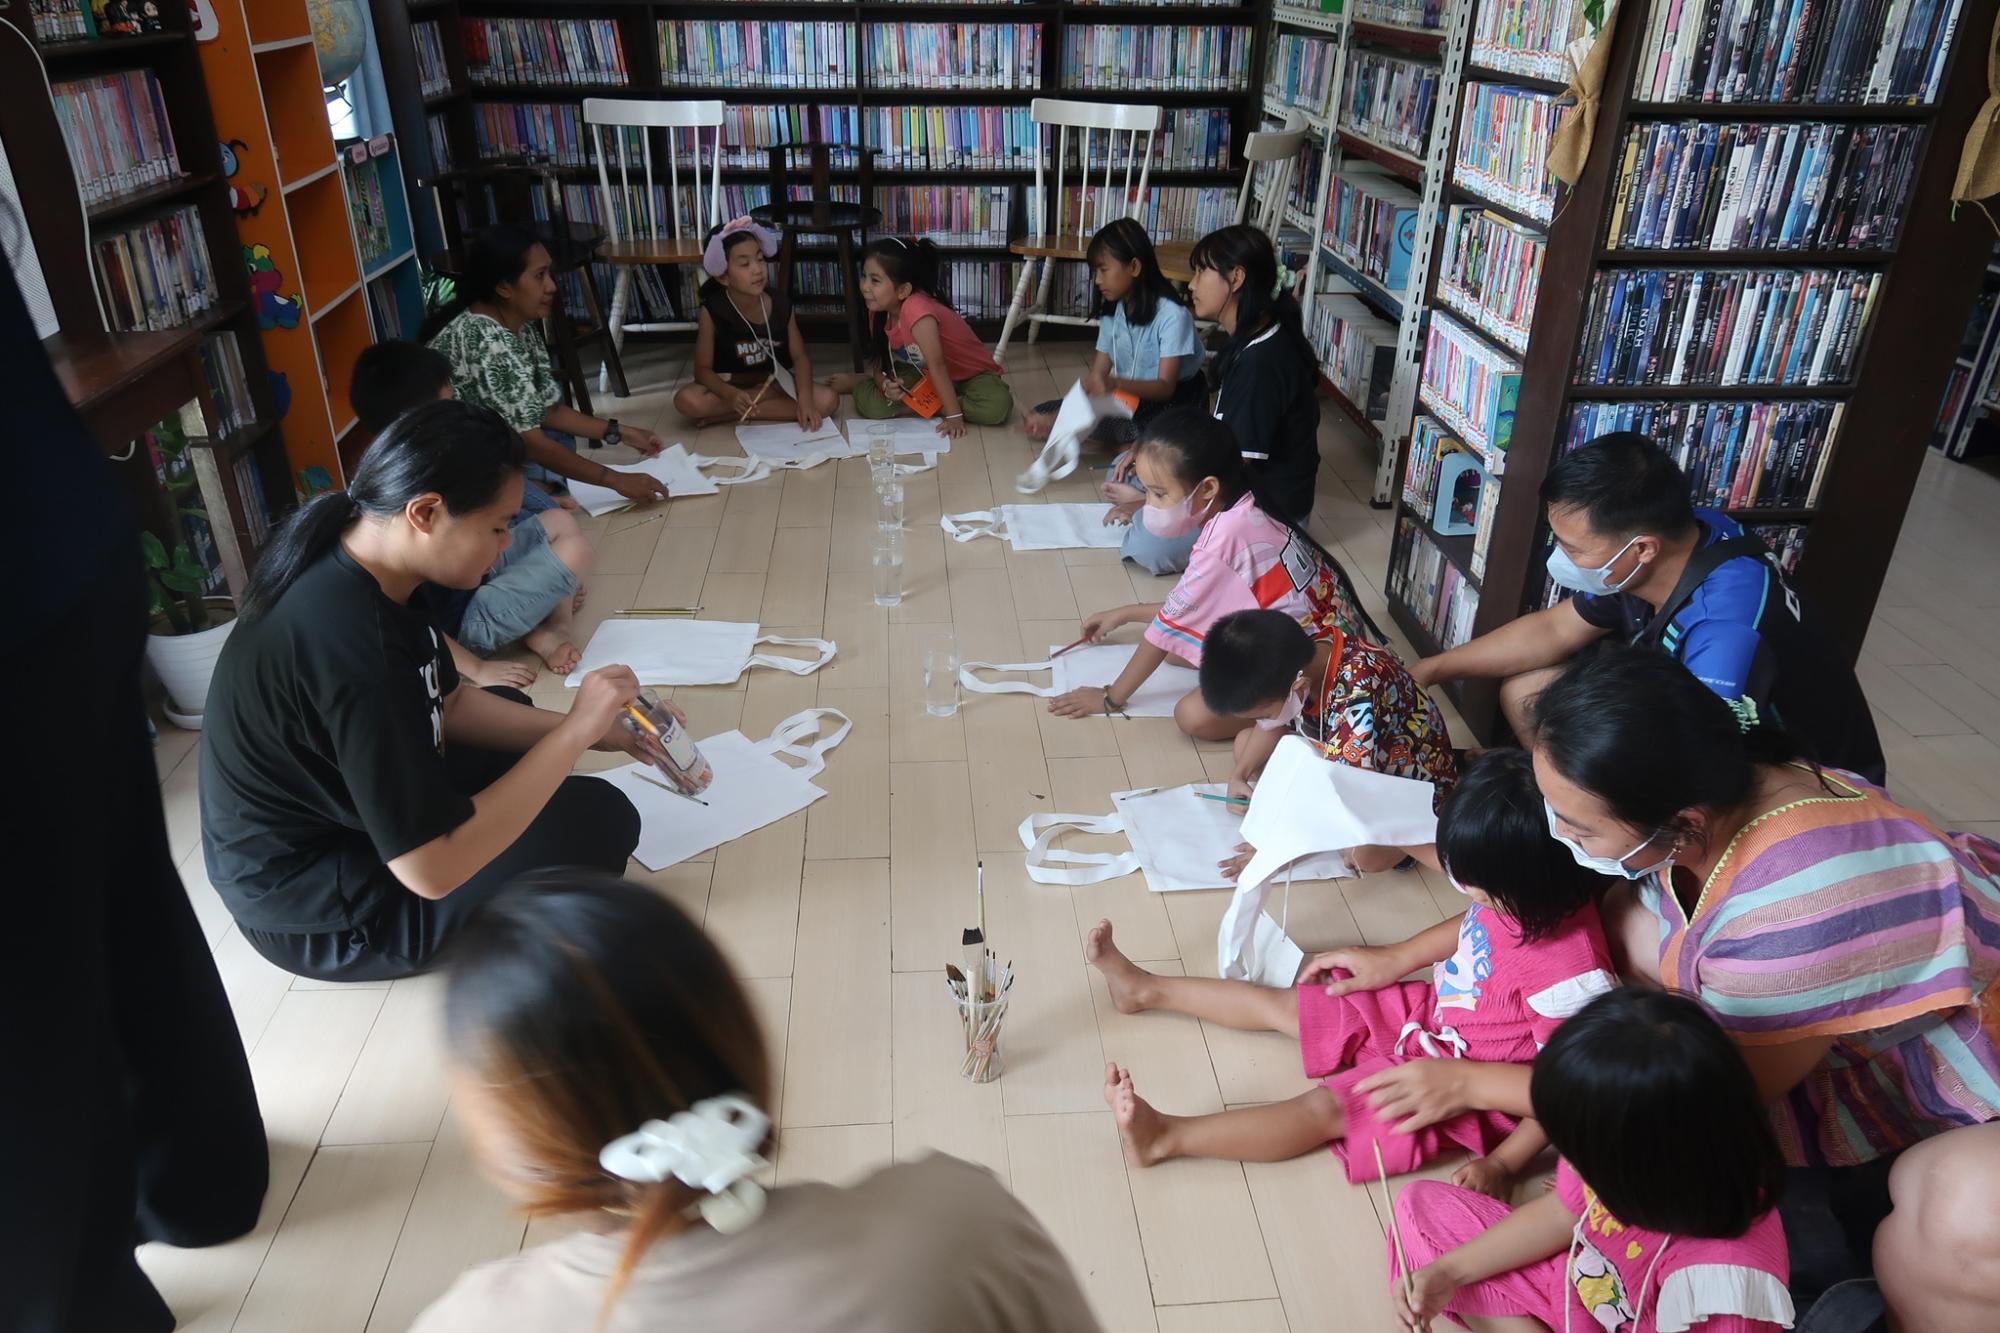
left=428, top=310, right=559, bottom=435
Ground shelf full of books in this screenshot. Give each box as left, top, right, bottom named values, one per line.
left=1382, top=0, right=1996, bottom=743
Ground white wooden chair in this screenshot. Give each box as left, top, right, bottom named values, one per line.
left=995, top=97, right=1162, bottom=366
left=1237, top=112, right=1312, bottom=236
left=581, top=98, right=725, bottom=393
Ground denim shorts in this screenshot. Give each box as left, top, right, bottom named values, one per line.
left=457, top=515, right=578, bottom=653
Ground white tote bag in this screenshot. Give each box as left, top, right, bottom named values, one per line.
left=940, top=504, right=1126, bottom=552
left=959, top=643, right=1196, bottom=718
left=1018, top=784, right=1351, bottom=893
left=1218, top=737, right=1441, bottom=985
left=597, top=708, right=852, bottom=870
left=1016, top=381, right=1132, bottom=493
left=566, top=446, right=769, bottom=516
left=736, top=420, right=852, bottom=463
left=567, top=618, right=836, bottom=687
left=850, top=417, right=954, bottom=455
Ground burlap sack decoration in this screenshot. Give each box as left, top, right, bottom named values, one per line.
left=1547, top=4, right=1621, bottom=188
left=1950, top=14, right=2000, bottom=206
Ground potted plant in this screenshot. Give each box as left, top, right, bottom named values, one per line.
left=142, top=419, right=236, bottom=729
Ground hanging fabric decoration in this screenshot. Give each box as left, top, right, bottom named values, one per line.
left=1951, top=12, right=2000, bottom=227
left=1547, top=4, right=1621, bottom=188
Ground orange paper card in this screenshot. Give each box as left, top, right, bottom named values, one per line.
left=902, top=372, right=944, bottom=418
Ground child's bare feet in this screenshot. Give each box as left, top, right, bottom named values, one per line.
left=1022, top=408, right=1056, bottom=440
left=1104, top=1063, right=1175, bottom=1168
left=1084, top=920, right=1158, bottom=1014
left=525, top=627, right=581, bottom=675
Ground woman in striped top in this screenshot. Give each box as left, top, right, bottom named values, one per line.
left=1530, top=643, right=2000, bottom=1333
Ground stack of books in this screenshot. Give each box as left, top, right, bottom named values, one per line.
left=198, top=331, right=256, bottom=439
left=1311, top=294, right=1398, bottom=422
left=1564, top=399, right=1846, bottom=510
left=1436, top=205, right=1545, bottom=357
left=1634, top=0, right=1967, bottom=104
left=1343, top=51, right=1441, bottom=156
left=1062, top=25, right=1255, bottom=92
left=863, top=23, right=1042, bottom=89
left=1471, top=0, right=1591, bottom=82
left=1454, top=82, right=1562, bottom=223
left=463, top=17, right=629, bottom=88
left=1323, top=172, right=1421, bottom=298
left=1270, top=32, right=1339, bottom=113
left=1391, top=517, right=1483, bottom=647
left=92, top=204, right=218, bottom=333
left=658, top=20, right=857, bottom=89
left=51, top=70, right=182, bottom=205
left=1419, top=310, right=1521, bottom=466
left=862, top=105, right=1037, bottom=171
left=413, top=22, right=452, bottom=99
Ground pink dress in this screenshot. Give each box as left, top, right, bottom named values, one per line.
left=1391, top=1160, right=1793, bottom=1332
left=1296, top=902, right=1615, bottom=1183
left=1143, top=495, right=1364, bottom=666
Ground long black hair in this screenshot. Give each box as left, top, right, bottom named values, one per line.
left=1088, top=217, right=1181, bottom=329
left=1134, top=407, right=1385, bottom=643
left=1188, top=224, right=1315, bottom=379
left=240, top=399, right=525, bottom=622
left=1534, top=989, right=1786, bottom=1236
left=1438, top=749, right=1606, bottom=942
left=862, top=235, right=949, bottom=366
left=417, top=223, right=543, bottom=341
left=699, top=219, right=769, bottom=302
left=1532, top=642, right=1816, bottom=848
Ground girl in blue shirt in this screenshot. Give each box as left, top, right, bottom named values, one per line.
left=1022, top=219, right=1209, bottom=573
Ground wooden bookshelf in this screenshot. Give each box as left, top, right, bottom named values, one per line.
left=1, top=3, right=293, bottom=599
left=366, top=0, right=1270, bottom=342
left=1385, top=0, right=2000, bottom=743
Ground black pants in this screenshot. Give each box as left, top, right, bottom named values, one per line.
left=8, top=551, right=269, bottom=1333
left=242, top=700, right=641, bottom=983
left=1781, top=1155, right=1901, bottom=1309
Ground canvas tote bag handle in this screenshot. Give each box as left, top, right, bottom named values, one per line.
left=1017, top=812, right=1141, bottom=885
left=746, top=636, right=837, bottom=676
left=939, top=510, right=1005, bottom=543
left=959, top=659, right=1057, bottom=698
left=756, top=708, right=853, bottom=781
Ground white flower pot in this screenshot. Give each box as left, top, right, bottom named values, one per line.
left=146, top=600, right=237, bottom=729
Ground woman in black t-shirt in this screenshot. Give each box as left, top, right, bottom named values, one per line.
left=199, top=400, right=646, bottom=982
left=1185, top=225, right=1321, bottom=520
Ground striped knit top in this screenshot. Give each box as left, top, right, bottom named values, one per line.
left=1641, top=767, right=2000, bottom=1167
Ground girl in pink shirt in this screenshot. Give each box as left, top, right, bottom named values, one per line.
left=1051, top=408, right=1375, bottom=739
left=1087, top=751, right=1616, bottom=1197
left=1392, top=989, right=1794, bottom=1333
left=845, top=237, right=1011, bottom=440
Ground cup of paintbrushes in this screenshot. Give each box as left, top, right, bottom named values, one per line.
left=958, top=990, right=1009, bottom=1083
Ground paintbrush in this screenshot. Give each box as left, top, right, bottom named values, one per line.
left=1370, top=1138, right=1426, bottom=1332
left=737, top=376, right=774, bottom=422
left=963, top=861, right=987, bottom=1004
left=615, top=606, right=702, bottom=617
left=1049, top=634, right=1092, bottom=659
left=1195, top=791, right=1250, bottom=806
left=629, top=768, right=710, bottom=806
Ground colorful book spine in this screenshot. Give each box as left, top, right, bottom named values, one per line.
left=198, top=331, right=256, bottom=439
left=1051, top=185, right=1236, bottom=241
left=472, top=102, right=591, bottom=166
left=343, top=154, right=394, bottom=267
left=1350, top=0, right=1449, bottom=29
left=1419, top=310, right=1522, bottom=465
left=1453, top=82, right=1562, bottom=222
left=1605, top=119, right=1922, bottom=252
left=426, top=113, right=454, bottom=171
left=29, top=1, right=97, bottom=41
left=1270, top=33, right=1340, bottom=113
left=875, top=185, right=1014, bottom=246
left=1573, top=267, right=1880, bottom=388
left=657, top=20, right=858, bottom=90
left=413, top=22, right=452, bottom=99
left=463, top=18, right=629, bottom=88
left=1061, top=25, right=1254, bottom=92
left=1342, top=51, right=1442, bottom=156
left=1390, top=518, right=1483, bottom=648
left=1064, top=107, right=1234, bottom=172
left=1470, top=0, right=1590, bottom=82
left=1323, top=171, right=1421, bottom=296
left=1563, top=398, right=1846, bottom=510
left=864, top=23, right=1042, bottom=89
left=1633, top=0, right=1967, bottom=106
left=1436, top=205, right=1546, bottom=357
left=1311, top=295, right=1398, bottom=423
left=50, top=69, right=181, bottom=204
left=860, top=105, right=1037, bottom=171
left=91, top=203, right=218, bottom=333
left=720, top=106, right=863, bottom=169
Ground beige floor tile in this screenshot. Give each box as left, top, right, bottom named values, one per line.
left=1340, top=867, right=1455, bottom=951
left=890, top=971, right=1012, bottom=1182
left=1895, top=662, right=2000, bottom=740
left=1129, top=1150, right=1279, bottom=1307
left=212, top=926, right=298, bottom=1053
left=739, top=630, right=823, bottom=741
left=630, top=859, right=714, bottom=922
left=745, top=976, right=793, bottom=1125
left=1114, top=717, right=1208, bottom=790
left=1007, top=548, right=1083, bottom=621
left=777, top=464, right=837, bottom=529
left=1155, top=1301, right=1291, bottom=1333
left=889, top=523, right=955, bottom=625
left=819, top=568, right=892, bottom=689
left=322, top=974, right=452, bottom=1146
left=1244, top=1154, right=1399, bottom=1333
left=590, top=512, right=667, bottom=576
left=760, top=526, right=831, bottom=626
left=153, top=718, right=199, bottom=786
left=984, top=854, right=1106, bottom=1117
left=708, top=482, right=783, bottom=574
left=365, top=1111, right=526, bottom=1333
left=1004, top=1113, right=1159, bottom=1333
left=697, top=570, right=769, bottom=624
left=776, top=1124, right=897, bottom=1188
left=784, top=860, right=893, bottom=1128
left=706, top=812, right=808, bottom=980
left=1161, top=892, right=1318, bottom=1107
left=1045, top=755, right=1181, bottom=963
left=176, top=844, right=233, bottom=951
left=1857, top=652, right=1970, bottom=737
left=806, top=686, right=891, bottom=860
left=632, top=523, right=718, bottom=609
left=1088, top=961, right=1223, bottom=1117
left=965, top=693, right=1054, bottom=853
left=162, top=752, right=202, bottom=867
left=888, top=760, right=977, bottom=971
left=889, top=622, right=968, bottom=763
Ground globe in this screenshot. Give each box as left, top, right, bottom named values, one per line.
left=307, top=0, right=368, bottom=88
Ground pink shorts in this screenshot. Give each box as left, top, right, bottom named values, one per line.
left=1390, top=1180, right=1566, bottom=1327
left=1297, top=975, right=1520, bottom=1185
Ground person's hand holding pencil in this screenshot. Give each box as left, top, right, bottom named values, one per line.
left=737, top=376, right=774, bottom=422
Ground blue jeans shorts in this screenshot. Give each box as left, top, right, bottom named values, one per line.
left=457, top=514, right=579, bottom=654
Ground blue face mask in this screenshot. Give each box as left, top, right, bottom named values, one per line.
left=1546, top=534, right=1644, bottom=596
left=1543, top=800, right=1674, bottom=880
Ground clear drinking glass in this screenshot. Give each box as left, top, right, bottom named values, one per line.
left=875, top=475, right=905, bottom=530
left=871, top=529, right=904, bottom=607
left=924, top=633, right=960, bottom=717
left=866, top=426, right=896, bottom=471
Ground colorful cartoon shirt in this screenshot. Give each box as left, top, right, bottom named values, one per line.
left=1295, top=627, right=1459, bottom=807
left=1423, top=902, right=1617, bottom=1064
left=1145, top=495, right=1366, bottom=666
left=428, top=310, right=560, bottom=435
left=1554, top=1160, right=1792, bottom=1333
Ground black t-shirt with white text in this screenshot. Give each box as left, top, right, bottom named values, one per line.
left=702, top=284, right=795, bottom=377
left=199, top=548, right=474, bottom=932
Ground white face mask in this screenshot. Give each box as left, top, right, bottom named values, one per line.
left=1546, top=533, right=1645, bottom=596
left=1256, top=677, right=1308, bottom=732
left=1141, top=488, right=1210, bottom=538
left=1543, top=800, right=1674, bottom=880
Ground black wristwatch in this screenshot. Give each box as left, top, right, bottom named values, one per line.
left=601, top=418, right=621, bottom=448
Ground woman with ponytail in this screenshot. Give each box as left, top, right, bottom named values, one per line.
left=1185, top=224, right=1321, bottom=519
left=410, top=873, right=1100, bottom=1333
left=199, top=400, right=646, bottom=983
left=1051, top=408, right=1377, bottom=741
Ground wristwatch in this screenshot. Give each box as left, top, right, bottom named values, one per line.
left=601, top=418, right=622, bottom=448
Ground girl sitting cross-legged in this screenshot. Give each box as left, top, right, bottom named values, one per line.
left=1088, top=749, right=1616, bottom=1192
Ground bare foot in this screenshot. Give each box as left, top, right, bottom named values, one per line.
left=524, top=627, right=581, bottom=675
left=1104, top=1063, right=1174, bottom=1168
left=1084, top=919, right=1157, bottom=1014
left=1022, top=409, right=1055, bottom=440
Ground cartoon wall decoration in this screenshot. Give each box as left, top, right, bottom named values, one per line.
left=244, top=245, right=303, bottom=329
left=218, top=140, right=268, bottom=219
left=186, top=0, right=219, bottom=41
left=267, top=371, right=293, bottom=421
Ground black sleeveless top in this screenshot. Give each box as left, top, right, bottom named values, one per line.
left=702, top=284, right=794, bottom=376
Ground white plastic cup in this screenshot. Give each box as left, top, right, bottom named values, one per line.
left=875, top=475, right=905, bottom=530
left=924, top=633, right=959, bottom=717
left=871, top=529, right=904, bottom=607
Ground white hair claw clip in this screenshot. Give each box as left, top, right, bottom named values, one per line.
left=599, top=1094, right=772, bottom=1234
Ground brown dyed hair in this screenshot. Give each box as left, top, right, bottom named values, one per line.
left=442, top=873, right=773, bottom=1322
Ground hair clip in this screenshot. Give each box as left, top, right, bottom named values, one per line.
left=1270, top=267, right=1300, bottom=300
left=1726, top=695, right=1760, bottom=734
left=600, top=1094, right=771, bottom=1234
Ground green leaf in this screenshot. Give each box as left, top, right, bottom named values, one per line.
left=140, top=531, right=167, bottom=568
left=160, top=571, right=207, bottom=596
left=177, top=506, right=209, bottom=521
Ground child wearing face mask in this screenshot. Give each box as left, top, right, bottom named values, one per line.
left=1391, top=989, right=1792, bottom=1333
left=1084, top=750, right=1616, bottom=1190
left=1051, top=409, right=1374, bottom=740
left=1199, top=609, right=1457, bottom=874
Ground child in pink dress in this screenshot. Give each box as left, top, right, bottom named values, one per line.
left=1088, top=751, right=1615, bottom=1197
left=1391, top=989, right=1793, bottom=1333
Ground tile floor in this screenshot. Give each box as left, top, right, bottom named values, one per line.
left=139, top=340, right=2000, bottom=1331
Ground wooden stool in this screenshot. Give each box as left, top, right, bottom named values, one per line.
left=753, top=139, right=882, bottom=371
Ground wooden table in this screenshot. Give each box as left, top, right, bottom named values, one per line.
left=1156, top=240, right=1195, bottom=285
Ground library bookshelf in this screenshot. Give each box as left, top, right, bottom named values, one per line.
left=1383, top=0, right=2000, bottom=744
left=366, top=0, right=1271, bottom=349
left=2, top=1, right=293, bottom=600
